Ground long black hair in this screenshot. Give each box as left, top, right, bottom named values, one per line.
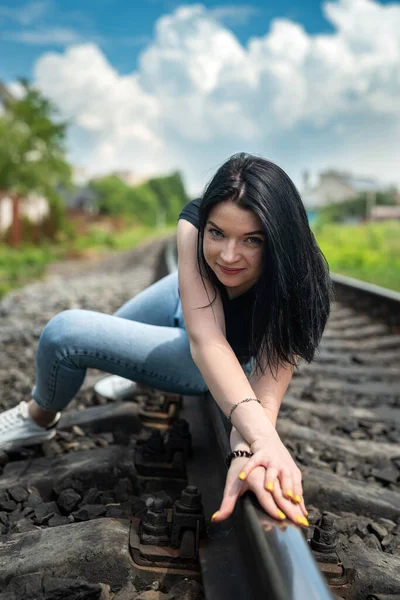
left=196, top=152, right=333, bottom=376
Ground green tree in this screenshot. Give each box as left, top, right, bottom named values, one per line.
left=0, top=80, right=71, bottom=243
left=147, top=171, right=189, bottom=225
left=89, top=171, right=189, bottom=227
left=315, top=191, right=398, bottom=226
left=89, top=175, right=131, bottom=216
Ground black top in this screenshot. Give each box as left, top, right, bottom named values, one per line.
left=178, top=197, right=202, bottom=229
left=178, top=198, right=255, bottom=364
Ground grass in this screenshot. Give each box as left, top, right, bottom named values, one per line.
left=2, top=219, right=399, bottom=298
left=313, top=220, right=400, bottom=292
left=0, top=223, right=175, bottom=298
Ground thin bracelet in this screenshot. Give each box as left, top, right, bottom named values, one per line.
left=227, top=397, right=261, bottom=423
left=225, top=450, right=253, bottom=469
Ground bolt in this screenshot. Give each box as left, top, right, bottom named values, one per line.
left=179, top=486, right=202, bottom=510
left=143, top=504, right=168, bottom=528
left=140, top=498, right=169, bottom=544
left=321, top=515, right=334, bottom=530
left=152, top=498, right=165, bottom=511
left=311, top=514, right=338, bottom=552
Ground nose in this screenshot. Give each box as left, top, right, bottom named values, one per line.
left=220, top=239, right=240, bottom=264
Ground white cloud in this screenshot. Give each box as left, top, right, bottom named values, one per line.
left=209, top=4, right=259, bottom=26
left=35, top=44, right=166, bottom=177
left=0, top=1, right=51, bottom=26
left=2, top=27, right=85, bottom=45
left=33, top=0, right=400, bottom=193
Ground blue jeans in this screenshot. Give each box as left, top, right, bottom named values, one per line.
left=32, top=271, right=254, bottom=412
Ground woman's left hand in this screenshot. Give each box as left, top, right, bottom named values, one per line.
left=243, top=432, right=308, bottom=523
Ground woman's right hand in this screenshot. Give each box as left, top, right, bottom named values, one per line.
left=211, top=451, right=308, bottom=525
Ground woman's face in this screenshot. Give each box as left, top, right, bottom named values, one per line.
left=203, top=200, right=264, bottom=299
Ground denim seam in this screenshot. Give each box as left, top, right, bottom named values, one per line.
left=42, top=348, right=205, bottom=409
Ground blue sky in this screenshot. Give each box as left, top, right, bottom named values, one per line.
left=0, top=0, right=347, bottom=81
left=0, top=0, right=399, bottom=194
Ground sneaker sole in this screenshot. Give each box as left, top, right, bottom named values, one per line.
left=0, top=429, right=56, bottom=452
left=94, top=379, right=139, bottom=402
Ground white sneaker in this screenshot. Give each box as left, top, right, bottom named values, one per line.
left=0, top=401, right=61, bottom=451
left=94, top=375, right=140, bottom=402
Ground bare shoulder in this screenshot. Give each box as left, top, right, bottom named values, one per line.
left=177, top=219, right=226, bottom=343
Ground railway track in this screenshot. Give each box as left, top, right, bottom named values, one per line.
left=0, top=237, right=398, bottom=600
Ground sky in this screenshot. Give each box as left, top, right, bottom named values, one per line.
left=0, top=0, right=399, bottom=194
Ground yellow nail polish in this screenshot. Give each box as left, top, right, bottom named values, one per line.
left=294, top=495, right=302, bottom=504
left=286, top=489, right=294, bottom=499
left=238, top=471, right=247, bottom=481
left=211, top=511, right=219, bottom=522
left=266, top=482, right=274, bottom=492
left=296, top=515, right=309, bottom=527
left=305, top=510, right=309, bottom=517
left=277, top=510, right=286, bottom=520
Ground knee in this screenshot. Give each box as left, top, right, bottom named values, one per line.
left=38, top=309, right=88, bottom=355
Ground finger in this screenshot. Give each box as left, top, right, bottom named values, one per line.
left=300, top=498, right=308, bottom=518
left=237, top=454, right=269, bottom=481
left=279, top=471, right=295, bottom=502
left=212, top=467, right=244, bottom=523
left=292, top=477, right=305, bottom=511
left=272, top=479, right=308, bottom=527
left=292, top=474, right=308, bottom=517
left=250, top=469, right=287, bottom=522
left=264, top=466, right=279, bottom=493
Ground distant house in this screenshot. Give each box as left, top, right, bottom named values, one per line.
left=61, top=186, right=99, bottom=215
left=370, top=206, right=400, bottom=221
left=301, top=170, right=386, bottom=210
left=112, top=170, right=150, bottom=187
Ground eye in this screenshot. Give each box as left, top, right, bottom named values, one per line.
left=246, top=237, right=263, bottom=246
left=208, top=228, right=223, bottom=238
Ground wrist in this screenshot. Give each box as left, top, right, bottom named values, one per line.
left=259, top=395, right=281, bottom=428
left=230, top=427, right=250, bottom=452
left=225, top=449, right=253, bottom=469
left=231, top=401, right=276, bottom=445
left=263, top=405, right=278, bottom=428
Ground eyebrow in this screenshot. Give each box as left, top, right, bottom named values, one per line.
left=207, top=220, right=264, bottom=236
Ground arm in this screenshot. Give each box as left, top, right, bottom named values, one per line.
left=248, top=357, right=296, bottom=427
left=177, top=219, right=276, bottom=445
left=218, top=360, right=307, bottom=524
left=178, top=220, right=307, bottom=525
left=230, top=358, right=295, bottom=450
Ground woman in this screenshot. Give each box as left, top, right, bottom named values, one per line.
left=0, top=153, right=332, bottom=525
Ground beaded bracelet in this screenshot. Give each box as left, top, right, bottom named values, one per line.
left=225, top=450, right=253, bottom=469
left=227, top=397, right=261, bottom=423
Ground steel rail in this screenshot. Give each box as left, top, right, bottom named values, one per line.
left=330, top=272, right=400, bottom=306
left=206, top=394, right=334, bottom=600
left=330, top=272, right=400, bottom=328
left=165, top=238, right=334, bottom=600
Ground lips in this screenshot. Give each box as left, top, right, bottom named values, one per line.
left=218, top=264, right=244, bottom=274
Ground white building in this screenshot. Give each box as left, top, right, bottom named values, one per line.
left=112, top=170, right=150, bottom=187
left=301, top=169, right=385, bottom=210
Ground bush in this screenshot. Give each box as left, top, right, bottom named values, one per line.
left=314, top=221, right=400, bottom=291
left=316, top=191, right=397, bottom=225
left=89, top=171, right=189, bottom=226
